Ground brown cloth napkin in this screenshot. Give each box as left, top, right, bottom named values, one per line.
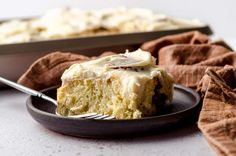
left=140, top=31, right=210, bottom=58
left=198, top=66, right=236, bottom=156
left=18, top=31, right=236, bottom=155
left=157, top=44, right=231, bottom=89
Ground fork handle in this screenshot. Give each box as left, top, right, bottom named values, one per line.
left=0, top=77, right=57, bottom=105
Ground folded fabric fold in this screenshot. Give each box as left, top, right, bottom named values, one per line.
left=198, top=66, right=236, bottom=156
left=141, top=31, right=210, bottom=59
left=158, top=44, right=231, bottom=65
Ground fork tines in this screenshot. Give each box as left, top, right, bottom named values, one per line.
left=69, top=113, right=115, bottom=120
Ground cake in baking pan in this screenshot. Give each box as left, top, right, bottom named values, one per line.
left=0, top=7, right=203, bottom=44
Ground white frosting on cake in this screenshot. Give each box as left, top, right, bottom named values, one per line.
left=61, top=49, right=174, bottom=100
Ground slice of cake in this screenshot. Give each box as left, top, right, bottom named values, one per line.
left=56, top=49, right=174, bottom=119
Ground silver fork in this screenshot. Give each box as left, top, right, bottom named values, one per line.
left=67, top=113, right=115, bottom=120
left=0, top=76, right=114, bottom=120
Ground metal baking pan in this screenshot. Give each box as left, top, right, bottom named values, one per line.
left=0, top=25, right=213, bottom=82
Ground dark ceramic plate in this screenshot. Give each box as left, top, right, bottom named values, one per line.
left=26, top=84, right=200, bottom=138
